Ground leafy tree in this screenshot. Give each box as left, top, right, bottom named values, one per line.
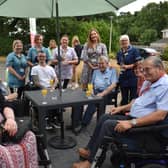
left=139, top=29, right=158, bottom=45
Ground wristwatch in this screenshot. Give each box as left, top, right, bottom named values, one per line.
left=130, top=119, right=137, bottom=127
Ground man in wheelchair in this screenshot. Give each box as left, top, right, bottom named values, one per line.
left=72, top=56, right=168, bottom=168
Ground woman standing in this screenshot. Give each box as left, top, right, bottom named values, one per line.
left=81, top=28, right=108, bottom=89
left=6, top=40, right=28, bottom=99
left=48, top=39, right=57, bottom=60
left=71, top=35, right=83, bottom=87
left=27, top=34, right=51, bottom=66
left=53, top=34, right=78, bottom=89
left=117, top=34, right=141, bottom=105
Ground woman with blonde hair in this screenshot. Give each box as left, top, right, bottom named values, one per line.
left=6, top=40, right=28, bottom=99
left=48, top=39, right=57, bottom=59
left=80, top=28, right=108, bottom=89
left=71, top=35, right=83, bottom=88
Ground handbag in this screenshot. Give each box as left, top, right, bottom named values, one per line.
left=1, top=117, right=32, bottom=144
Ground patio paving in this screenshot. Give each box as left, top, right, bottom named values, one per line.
left=0, top=61, right=117, bottom=168
left=44, top=106, right=114, bottom=168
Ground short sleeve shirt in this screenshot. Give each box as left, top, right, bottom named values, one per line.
left=31, top=65, right=57, bottom=88
left=130, top=75, right=168, bottom=118
left=27, top=46, right=51, bottom=65
left=91, top=67, right=118, bottom=92
left=53, top=46, right=78, bottom=79
left=117, top=45, right=141, bottom=87
left=6, top=52, right=27, bottom=87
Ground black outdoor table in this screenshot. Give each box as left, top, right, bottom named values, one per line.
left=24, top=88, right=104, bottom=149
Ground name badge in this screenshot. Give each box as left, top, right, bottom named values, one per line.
left=91, top=58, right=97, bottom=63
left=20, top=68, right=24, bottom=73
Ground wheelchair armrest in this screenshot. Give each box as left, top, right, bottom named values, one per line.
left=127, top=124, right=168, bottom=133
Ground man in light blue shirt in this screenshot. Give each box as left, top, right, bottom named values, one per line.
left=74, top=56, right=118, bottom=133
left=72, top=56, right=168, bottom=168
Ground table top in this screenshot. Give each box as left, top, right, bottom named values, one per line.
left=24, top=88, right=103, bottom=108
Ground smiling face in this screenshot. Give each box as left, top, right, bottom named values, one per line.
left=13, top=40, right=23, bottom=54
left=37, top=52, right=46, bottom=64
left=98, top=60, right=108, bottom=72
left=61, top=35, right=69, bottom=48
left=34, top=35, right=43, bottom=47
left=90, top=30, right=99, bottom=42
left=120, top=38, right=130, bottom=50
left=134, top=62, right=144, bottom=78
left=142, top=59, right=163, bottom=83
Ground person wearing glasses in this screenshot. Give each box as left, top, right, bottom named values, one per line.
left=72, top=57, right=168, bottom=168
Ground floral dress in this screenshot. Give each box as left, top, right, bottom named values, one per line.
left=81, top=42, right=107, bottom=84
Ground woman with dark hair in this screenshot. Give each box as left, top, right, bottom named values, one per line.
left=53, top=34, right=78, bottom=89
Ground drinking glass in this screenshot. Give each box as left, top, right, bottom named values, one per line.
left=88, top=83, right=93, bottom=95
left=13, top=85, right=18, bottom=93
left=86, top=90, right=91, bottom=97
left=41, top=88, right=48, bottom=104
left=49, top=79, right=54, bottom=92
left=88, top=83, right=93, bottom=91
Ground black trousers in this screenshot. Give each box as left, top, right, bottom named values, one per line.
left=120, top=86, right=137, bottom=105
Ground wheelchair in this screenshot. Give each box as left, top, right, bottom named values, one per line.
left=91, top=124, right=168, bottom=168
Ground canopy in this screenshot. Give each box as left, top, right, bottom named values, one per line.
left=0, top=0, right=136, bottom=18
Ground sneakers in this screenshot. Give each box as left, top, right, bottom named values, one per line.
left=50, top=119, right=61, bottom=129
left=45, top=121, right=53, bottom=130
left=45, top=117, right=61, bottom=130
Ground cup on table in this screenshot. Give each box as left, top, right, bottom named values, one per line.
left=49, top=79, right=54, bottom=92
left=41, top=88, right=48, bottom=104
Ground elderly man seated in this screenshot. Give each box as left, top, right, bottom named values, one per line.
left=72, top=56, right=168, bottom=168
left=72, top=55, right=118, bottom=133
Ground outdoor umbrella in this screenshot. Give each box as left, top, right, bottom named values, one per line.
left=0, top=0, right=135, bottom=18
left=0, top=0, right=136, bottom=150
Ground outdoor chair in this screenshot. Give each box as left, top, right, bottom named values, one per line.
left=17, top=93, right=52, bottom=168
left=91, top=123, right=168, bottom=168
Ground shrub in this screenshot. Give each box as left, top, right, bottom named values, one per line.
left=161, top=45, right=168, bottom=61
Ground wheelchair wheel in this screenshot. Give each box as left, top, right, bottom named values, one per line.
left=141, top=164, right=166, bottom=168
left=110, top=154, right=121, bottom=168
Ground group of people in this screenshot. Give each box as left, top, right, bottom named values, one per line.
left=1, top=27, right=168, bottom=168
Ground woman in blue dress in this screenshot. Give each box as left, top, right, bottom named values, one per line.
left=117, top=35, right=141, bottom=105
left=6, top=40, right=28, bottom=99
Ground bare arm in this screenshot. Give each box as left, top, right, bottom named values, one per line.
left=110, top=100, right=135, bottom=115
left=115, top=110, right=168, bottom=133
left=3, top=107, right=17, bottom=136
left=27, top=60, right=34, bottom=67
left=8, top=66, right=22, bottom=80
left=67, top=58, right=78, bottom=65
left=97, top=83, right=117, bottom=97
left=134, top=110, right=168, bottom=127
